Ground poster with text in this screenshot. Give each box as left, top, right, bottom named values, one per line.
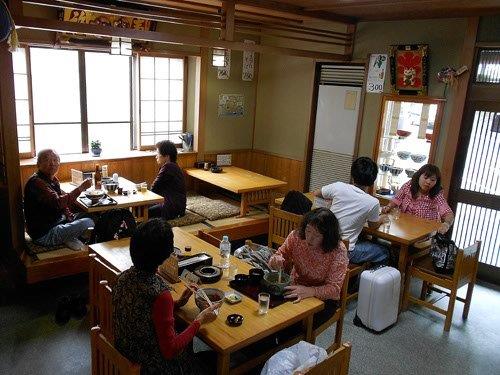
left=366, top=54, right=387, bottom=93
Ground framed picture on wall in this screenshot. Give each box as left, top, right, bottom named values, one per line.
left=389, top=44, right=429, bottom=96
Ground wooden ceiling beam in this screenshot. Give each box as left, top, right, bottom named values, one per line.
left=233, top=0, right=356, bottom=24
left=221, top=0, right=235, bottom=41
left=26, top=0, right=221, bottom=21
left=117, top=0, right=220, bottom=14
left=14, top=15, right=350, bottom=60
left=236, top=19, right=351, bottom=39
left=234, top=27, right=350, bottom=47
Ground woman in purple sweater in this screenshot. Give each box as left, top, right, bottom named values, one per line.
left=148, top=140, right=187, bottom=220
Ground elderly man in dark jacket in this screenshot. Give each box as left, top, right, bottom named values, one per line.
left=24, top=149, right=94, bottom=250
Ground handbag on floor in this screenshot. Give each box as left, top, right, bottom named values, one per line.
left=354, top=266, right=400, bottom=333
left=430, top=233, right=458, bottom=275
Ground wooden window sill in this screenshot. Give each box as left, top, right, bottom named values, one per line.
left=19, top=149, right=197, bottom=167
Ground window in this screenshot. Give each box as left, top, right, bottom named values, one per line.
left=30, top=48, right=82, bottom=154
left=12, top=48, right=186, bottom=157
left=85, top=52, right=131, bottom=153
left=11, top=48, right=32, bottom=155
left=139, top=56, right=184, bottom=149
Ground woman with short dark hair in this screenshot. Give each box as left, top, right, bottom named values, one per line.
left=113, top=219, right=219, bottom=374
left=382, top=164, right=454, bottom=234
left=268, top=208, right=348, bottom=327
left=148, top=140, right=187, bottom=220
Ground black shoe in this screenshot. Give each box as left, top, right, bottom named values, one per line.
left=71, top=293, right=88, bottom=320
left=55, top=296, right=72, bottom=325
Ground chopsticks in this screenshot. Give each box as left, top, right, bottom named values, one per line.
left=179, top=278, right=213, bottom=307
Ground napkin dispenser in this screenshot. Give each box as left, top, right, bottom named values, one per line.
left=159, top=252, right=213, bottom=283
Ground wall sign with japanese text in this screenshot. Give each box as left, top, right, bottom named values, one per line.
left=366, top=54, right=387, bottom=93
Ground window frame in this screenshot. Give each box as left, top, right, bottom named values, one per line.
left=14, top=46, right=36, bottom=159
left=15, top=46, right=188, bottom=159
left=137, top=52, right=187, bottom=151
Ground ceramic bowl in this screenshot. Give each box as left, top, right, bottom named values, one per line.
left=262, top=271, right=291, bottom=296
left=396, top=129, right=412, bottom=138
left=410, top=153, right=427, bottom=163
left=405, top=168, right=417, bottom=178
left=226, top=314, right=244, bottom=327
left=103, top=182, right=118, bottom=193
left=249, top=268, right=264, bottom=285
left=379, top=164, right=391, bottom=173
left=389, top=166, right=403, bottom=176
left=232, top=274, right=250, bottom=287
left=84, top=189, right=105, bottom=204
left=194, top=288, right=225, bottom=312
left=397, top=151, right=411, bottom=160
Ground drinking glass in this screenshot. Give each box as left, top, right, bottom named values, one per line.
left=391, top=207, right=401, bottom=220
left=141, top=182, right=147, bottom=193
left=228, top=264, right=238, bottom=280
left=258, top=292, right=270, bottom=315
left=382, top=218, right=392, bottom=233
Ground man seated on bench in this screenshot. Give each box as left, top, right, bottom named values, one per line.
left=24, top=149, right=94, bottom=251
left=313, top=157, right=389, bottom=265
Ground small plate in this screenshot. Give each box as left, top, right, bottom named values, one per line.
left=224, top=291, right=242, bottom=304
left=226, top=313, right=243, bottom=327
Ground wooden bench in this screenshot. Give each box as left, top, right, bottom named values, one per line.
left=22, top=247, right=89, bottom=284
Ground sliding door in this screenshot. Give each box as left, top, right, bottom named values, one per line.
left=450, top=49, right=500, bottom=282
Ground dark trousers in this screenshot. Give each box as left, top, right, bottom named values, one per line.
left=148, top=203, right=184, bottom=221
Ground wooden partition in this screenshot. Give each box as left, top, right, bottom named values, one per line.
left=19, top=149, right=304, bottom=196
left=19, top=152, right=197, bottom=188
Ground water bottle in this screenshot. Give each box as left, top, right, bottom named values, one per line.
left=219, top=235, right=231, bottom=269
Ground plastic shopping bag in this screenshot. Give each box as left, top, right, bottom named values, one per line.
left=260, top=341, right=327, bottom=375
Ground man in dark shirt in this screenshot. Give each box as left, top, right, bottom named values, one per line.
left=24, top=149, right=94, bottom=250
left=148, top=140, right=187, bottom=220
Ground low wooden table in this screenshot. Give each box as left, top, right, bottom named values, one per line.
left=90, top=227, right=323, bottom=375
left=185, top=166, right=287, bottom=217
left=61, top=177, right=163, bottom=222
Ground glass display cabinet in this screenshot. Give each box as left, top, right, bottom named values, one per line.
left=373, top=94, right=445, bottom=198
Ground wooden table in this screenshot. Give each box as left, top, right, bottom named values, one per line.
left=185, top=166, right=287, bottom=217
left=61, top=177, right=163, bottom=222
left=90, top=227, right=323, bottom=375
left=364, top=212, right=441, bottom=275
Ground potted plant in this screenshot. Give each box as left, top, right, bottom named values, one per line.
left=90, top=140, right=102, bottom=157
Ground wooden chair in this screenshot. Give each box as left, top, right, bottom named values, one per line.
left=89, top=254, right=119, bottom=328
left=268, top=206, right=302, bottom=248
left=310, top=271, right=349, bottom=354
left=301, top=342, right=352, bottom=375
left=91, top=326, right=140, bottom=375
left=98, top=280, right=114, bottom=342
left=402, top=241, right=481, bottom=332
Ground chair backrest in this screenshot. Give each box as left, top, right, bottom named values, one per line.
left=98, top=280, right=114, bottom=343
left=454, top=240, right=481, bottom=288
left=302, top=342, right=352, bottom=375
left=91, top=326, right=140, bottom=375
left=268, top=206, right=302, bottom=248
left=89, top=254, right=120, bottom=327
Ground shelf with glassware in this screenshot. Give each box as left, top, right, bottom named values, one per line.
left=373, top=94, right=445, bottom=200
